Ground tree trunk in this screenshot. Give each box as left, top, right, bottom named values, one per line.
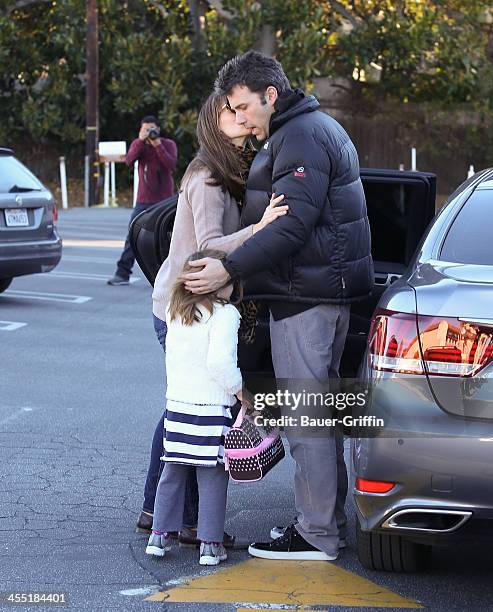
left=85, top=0, right=99, bottom=206
left=254, top=24, right=277, bottom=56
left=188, top=0, right=207, bottom=54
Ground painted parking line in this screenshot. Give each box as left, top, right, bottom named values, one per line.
left=2, top=290, right=92, bottom=304
left=62, top=255, right=118, bottom=264
left=146, top=559, right=423, bottom=608
left=63, top=239, right=125, bottom=248
left=46, top=271, right=140, bottom=284
left=58, top=223, right=127, bottom=230
left=0, top=406, right=35, bottom=426
left=0, top=320, right=27, bottom=331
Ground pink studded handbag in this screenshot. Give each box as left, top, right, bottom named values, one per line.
left=224, top=405, right=285, bottom=482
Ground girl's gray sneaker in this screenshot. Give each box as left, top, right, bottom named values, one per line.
left=146, top=533, right=172, bottom=557
left=199, top=542, right=228, bottom=566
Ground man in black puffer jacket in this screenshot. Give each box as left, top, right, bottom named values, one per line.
left=184, top=51, right=373, bottom=562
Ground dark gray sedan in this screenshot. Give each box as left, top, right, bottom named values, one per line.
left=353, top=169, right=493, bottom=572
left=0, top=148, right=62, bottom=292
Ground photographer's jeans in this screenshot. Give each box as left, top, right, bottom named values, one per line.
left=116, top=203, right=150, bottom=279
left=269, top=304, right=350, bottom=556
left=142, top=315, right=199, bottom=528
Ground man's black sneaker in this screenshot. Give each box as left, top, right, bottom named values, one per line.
left=248, top=524, right=338, bottom=561
left=107, top=274, right=129, bottom=285
left=270, top=524, right=347, bottom=549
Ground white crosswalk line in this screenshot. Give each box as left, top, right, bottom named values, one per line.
left=2, top=290, right=92, bottom=304
left=61, top=255, right=117, bottom=264
left=0, top=321, right=27, bottom=331
left=46, top=271, right=140, bottom=283
left=0, top=406, right=36, bottom=425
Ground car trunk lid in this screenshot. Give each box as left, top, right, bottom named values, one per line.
left=0, top=191, right=55, bottom=242
left=410, top=260, right=493, bottom=319
left=409, top=260, right=493, bottom=420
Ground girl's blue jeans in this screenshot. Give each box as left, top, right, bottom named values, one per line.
left=142, top=315, right=199, bottom=528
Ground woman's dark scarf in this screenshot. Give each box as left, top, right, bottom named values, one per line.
left=235, top=143, right=259, bottom=345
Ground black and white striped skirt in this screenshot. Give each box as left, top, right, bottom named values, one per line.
left=161, top=399, right=232, bottom=468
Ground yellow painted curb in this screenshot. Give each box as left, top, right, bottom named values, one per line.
left=145, top=559, right=423, bottom=608
left=63, top=239, right=125, bottom=248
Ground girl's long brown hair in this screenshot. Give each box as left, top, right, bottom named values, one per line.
left=181, top=93, right=252, bottom=202
left=168, top=250, right=242, bottom=326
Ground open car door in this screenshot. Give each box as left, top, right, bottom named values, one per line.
left=340, top=169, right=437, bottom=377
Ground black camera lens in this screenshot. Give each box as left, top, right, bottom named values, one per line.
left=147, top=128, right=159, bottom=140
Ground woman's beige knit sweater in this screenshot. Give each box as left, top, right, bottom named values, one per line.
left=152, top=168, right=253, bottom=321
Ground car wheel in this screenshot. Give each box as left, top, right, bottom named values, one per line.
left=0, top=278, right=12, bottom=293
left=356, top=519, right=431, bottom=572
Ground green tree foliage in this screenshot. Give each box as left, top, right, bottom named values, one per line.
left=1, top=0, right=492, bottom=172
left=334, top=0, right=493, bottom=107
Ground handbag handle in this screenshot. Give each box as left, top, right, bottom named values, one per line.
left=233, top=404, right=247, bottom=428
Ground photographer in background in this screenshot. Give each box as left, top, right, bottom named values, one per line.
left=108, top=115, right=177, bottom=285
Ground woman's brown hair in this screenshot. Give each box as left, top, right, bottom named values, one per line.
left=168, top=249, right=242, bottom=326
left=181, top=93, right=253, bottom=202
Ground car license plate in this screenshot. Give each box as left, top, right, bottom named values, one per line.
left=4, top=208, right=29, bottom=227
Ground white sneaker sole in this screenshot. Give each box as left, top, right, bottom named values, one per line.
left=199, top=554, right=227, bottom=566
left=145, top=545, right=171, bottom=557
left=248, top=545, right=337, bottom=561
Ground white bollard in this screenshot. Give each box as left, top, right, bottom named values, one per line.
left=59, top=157, right=68, bottom=209
left=133, top=160, right=139, bottom=208
left=103, top=162, right=110, bottom=207
left=467, top=164, right=475, bottom=179
left=110, top=161, right=116, bottom=206
left=411, top=147, right=417, bottom=171
left=399, top=163, right=405, bottom=171
left=84, top=155, right=89, bottom=208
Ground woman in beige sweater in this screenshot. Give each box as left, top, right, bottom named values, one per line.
left=152, top=96, right=285, bottom=319
left=137, top=92, right=287, bottom=545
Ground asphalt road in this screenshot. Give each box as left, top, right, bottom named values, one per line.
left=1, top=206, right=492, bottom=612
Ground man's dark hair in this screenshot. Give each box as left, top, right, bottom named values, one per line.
left=141, top=115, right=159, bottom=125
left=215, top=50, right=290, bottom=97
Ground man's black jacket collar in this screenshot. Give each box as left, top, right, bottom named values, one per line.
left=269, top=88, right=320, bottom=136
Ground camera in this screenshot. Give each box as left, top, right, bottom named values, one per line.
left=147, top=127, right=160, bottom=140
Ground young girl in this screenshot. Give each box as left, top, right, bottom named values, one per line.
left=146, top=249, right=243, bottom=566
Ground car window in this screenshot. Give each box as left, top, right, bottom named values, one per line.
left=440, top=189, right=493, bottom=265
left=0, top=156, right=43, bottom=193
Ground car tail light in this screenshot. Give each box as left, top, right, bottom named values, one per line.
left=369, top=309, right=493, bottom=377
left=418, top=316, right=493, bottom=377
left=52, top=205, right=58, bottom=224
left=369, top=309, right=424, bottom=374
left=355, top=477, right=396, bottom=493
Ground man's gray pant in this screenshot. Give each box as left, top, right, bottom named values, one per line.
left=270, top=304, right=350, bottom=556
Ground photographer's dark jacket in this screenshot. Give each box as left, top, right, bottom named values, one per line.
left=126, top=138, right=177, bottom=205
left=223, top=90, right=373, bottom=313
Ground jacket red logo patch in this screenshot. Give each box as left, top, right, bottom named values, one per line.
left=294, top=166, right=306, bottom=177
